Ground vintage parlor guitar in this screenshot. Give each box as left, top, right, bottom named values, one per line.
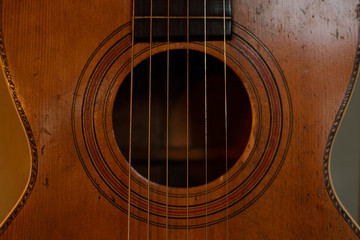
left=1, top=0, right=360, bottom=239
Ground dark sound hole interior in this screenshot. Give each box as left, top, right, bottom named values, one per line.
left=113, top=50, right=252, bottom=188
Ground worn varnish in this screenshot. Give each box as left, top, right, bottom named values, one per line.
left=0, top=0, right=360, bottom=239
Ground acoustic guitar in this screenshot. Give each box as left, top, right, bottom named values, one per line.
left=0, top=0, right=360, bottom=239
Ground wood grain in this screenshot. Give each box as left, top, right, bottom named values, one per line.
left=0, top=0, right=359, bottom=239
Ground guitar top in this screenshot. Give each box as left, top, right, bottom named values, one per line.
left=0, top=0, right=360, bottom=239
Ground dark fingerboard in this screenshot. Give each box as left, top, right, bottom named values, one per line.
left=134, top=0, right=232, bottom=42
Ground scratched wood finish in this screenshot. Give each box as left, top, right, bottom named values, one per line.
left=0, top=0, right=360, bottom=239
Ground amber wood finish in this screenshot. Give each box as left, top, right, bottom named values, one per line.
left=1, top=0, right=360, bottom=239
left=0, top=42, right=32, bottom=228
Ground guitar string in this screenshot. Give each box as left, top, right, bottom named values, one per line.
left=166, top=0, right=170, bottom=238
left=223, top=1, right=229, bottom=239
left=147, top=0, right=153, bottom=239
left=130, top=3, right=230, bottom=239
left=127, top=0, right=136, bottom=239
left=204, top=0, right=208, bottom=239
left=186, top=0, right=190, bottom=239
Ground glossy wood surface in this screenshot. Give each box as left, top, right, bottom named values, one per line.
left=0, top=45, right=32, bottom=227
left=0, top=0, right=360, bottom=239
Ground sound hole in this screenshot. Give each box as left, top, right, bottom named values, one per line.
left=113, top=50, right=252, bottom=188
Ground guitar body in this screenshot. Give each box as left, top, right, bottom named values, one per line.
left=1, top=0, right=360, bottom=239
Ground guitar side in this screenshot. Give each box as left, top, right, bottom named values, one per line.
left=0, top=16, right=37, bottom=235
